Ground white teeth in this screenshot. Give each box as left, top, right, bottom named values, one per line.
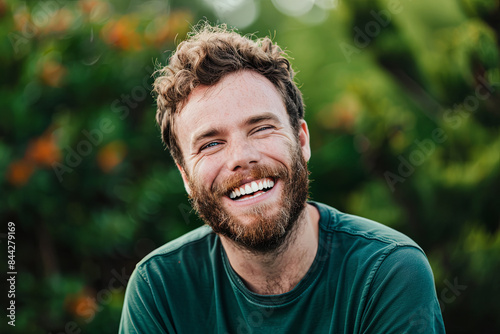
left=229, top=178, right=276, bottom=200
left=237, top=191, right=265, bottom=201
left=251, top=181, right=259, bottom=192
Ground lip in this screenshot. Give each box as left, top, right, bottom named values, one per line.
left=222, top=178, right=280, bottom=208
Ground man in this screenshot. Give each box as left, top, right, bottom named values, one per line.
left=119, top=24, right=445, bottom=333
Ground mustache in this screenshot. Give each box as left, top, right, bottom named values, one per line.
left=210, top=164, right=289, bottom=197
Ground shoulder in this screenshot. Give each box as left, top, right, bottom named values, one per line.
left=311, top=201, right=429, bottom=282
left=135, top=225, right=218, bottom=281
left=120, top=227, right=217, bottom=334
left=311, top=201, right=421, bottom=250
left=139, top=224, right=215, bottom=262
left=310, top=202, right=444, bottom=332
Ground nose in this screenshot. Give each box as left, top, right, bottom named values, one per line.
left=225, top=138, right=261, bottom=172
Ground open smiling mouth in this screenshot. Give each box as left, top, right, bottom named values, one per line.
left=228, top=178, right=275, bottom=201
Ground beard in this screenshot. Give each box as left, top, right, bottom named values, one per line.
left=187, top=143, right=310, bottom=254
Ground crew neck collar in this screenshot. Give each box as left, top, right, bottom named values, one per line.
left=220, top=201, right=331, bottom=307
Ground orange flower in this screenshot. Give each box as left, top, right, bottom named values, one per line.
left=12, top=7, right=32, bottom=33
left=334, top=106, right=357, bottom=132
left=101, top=16, right=141, bottom=50
left=25, top=133, right=61, bottom=166
left=97, top=141, right=127, bottom=173
left=79, top=0, right=100, bottom=14
left=79, top=0, right=111, bottom=23
left=316, top=95, right=361, bottom=132
left=145, top=11, right=192, bottom=48
left=65, top=288, right=97, bottom=321
left=40, top=8, right=73, bottom=35
left=74, top=296, right=97, bottom=320
left=7, top=159, right=35, bottom=186
left=40, top=60, right=67, bottom=87
left=0, top=0, right=8, bottom=18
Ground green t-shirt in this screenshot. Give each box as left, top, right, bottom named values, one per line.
left=119, top=202, right=445, bottom=333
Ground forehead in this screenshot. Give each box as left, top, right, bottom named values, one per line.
left=174, top=70, right=290, bottom=146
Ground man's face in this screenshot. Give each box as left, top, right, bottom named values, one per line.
left=174, top=70, right=311, bottom=253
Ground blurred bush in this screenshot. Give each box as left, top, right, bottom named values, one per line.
left=0, top=0, right=499, bottom=333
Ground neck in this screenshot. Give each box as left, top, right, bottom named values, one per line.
left=220, top=203, right=320, bottom=295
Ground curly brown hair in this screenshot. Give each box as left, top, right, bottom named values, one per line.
left=153, top=23, right=305, bottom=167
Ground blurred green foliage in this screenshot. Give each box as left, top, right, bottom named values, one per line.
left=1, top=0, right=499, bottom=333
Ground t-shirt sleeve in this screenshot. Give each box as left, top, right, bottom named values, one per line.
left=360, top=246, right=446, bottom=334
left=119, top=266, right=174, bottom=334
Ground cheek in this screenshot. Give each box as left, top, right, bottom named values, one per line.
left=260, top=138, right=296, bottom=164
left=192, top=157, right=223, bottom=189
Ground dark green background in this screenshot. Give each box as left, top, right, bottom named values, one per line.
left=1, top=0, right=499, bottom=333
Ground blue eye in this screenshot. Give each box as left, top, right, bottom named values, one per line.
left=201, top=142, right=220, bottom=151
left=256, top=126, right=274, bottom=132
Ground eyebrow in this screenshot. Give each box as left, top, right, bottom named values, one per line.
left=192, top=128, right=224, bottom=150
left=244, top=112, right=281, bottom=126
left=191, top=112, right=282, bottom=150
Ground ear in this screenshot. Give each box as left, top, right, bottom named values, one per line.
left=176, top=163, right=192, bottom=196
left=298, top=120, right=311, bottom=162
